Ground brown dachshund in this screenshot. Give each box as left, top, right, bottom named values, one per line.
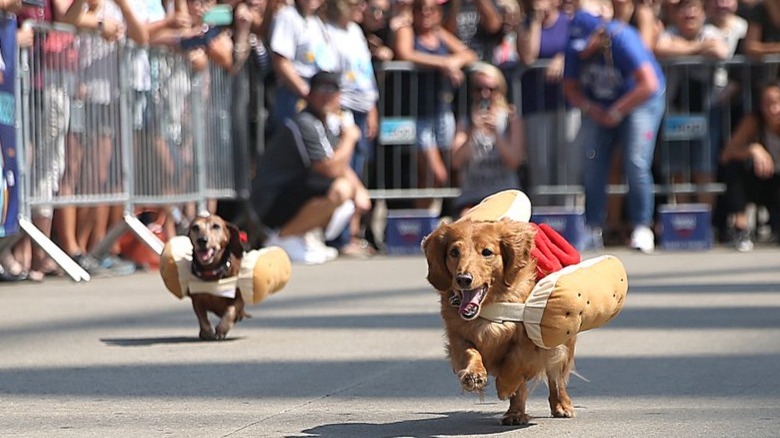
left=423, top=219, right=576, bottom=425
left=187, top=214, right=249, bottom=340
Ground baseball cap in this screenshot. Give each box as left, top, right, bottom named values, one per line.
left=310, top=71, right=342, bottom=93
left=568, top=10, right=605, bottom=54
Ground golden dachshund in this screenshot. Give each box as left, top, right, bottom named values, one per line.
left=423, top=219, right=576, bottom=425
left=187, top=214, right=249, bottom=340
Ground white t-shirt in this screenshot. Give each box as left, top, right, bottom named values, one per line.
left=270, top=5, right=338, bottom=79
left=87, top=0, right=164, bottom=92
left=326, top=21, right=378, bottom=113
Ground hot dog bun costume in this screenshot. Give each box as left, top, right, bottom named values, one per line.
left=445, top=190, right=629, bottom=349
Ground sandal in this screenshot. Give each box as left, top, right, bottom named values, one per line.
left=338, top=239, right=377, bottom=259
left=0, top=254, right=28, bottom=282
left=30, top=258, right=64, bottom=280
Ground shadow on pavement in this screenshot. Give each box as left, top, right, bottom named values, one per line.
left=100, top=336, right=244, bottom=346
left=293, top=411, right=532, bottom=438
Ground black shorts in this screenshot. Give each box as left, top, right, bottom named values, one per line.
left=262, top=172, right=334, bottom=229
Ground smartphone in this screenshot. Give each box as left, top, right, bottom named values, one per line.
left=203, top=5, right=233, bottom=27
left=479, top=98, right=491, bottom=112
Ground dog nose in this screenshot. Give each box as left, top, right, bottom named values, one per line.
left=197, top=236, right=208, bottom=247
left=455, top=273, right=473, bottom=289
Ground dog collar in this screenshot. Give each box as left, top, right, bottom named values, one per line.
left=191, top=254, right=232, bottom=282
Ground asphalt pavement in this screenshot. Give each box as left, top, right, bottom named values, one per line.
left=1, top=247, right=779, bottom=437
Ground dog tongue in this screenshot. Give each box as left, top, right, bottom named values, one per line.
left=459, top=289, right=482, bottom=320
left=197, top=248, right=214, bottom=263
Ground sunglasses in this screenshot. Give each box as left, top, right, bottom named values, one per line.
left=473, top=84, right=498, bottom=92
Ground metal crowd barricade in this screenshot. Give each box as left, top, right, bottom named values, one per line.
left=367, top=58, right=775, bottom=210
left=513, top=59, right=583, bottom=207
left=15, top=22, right=242, bottom=281
left=201, top=62, right=236, bottom=200
left=368, top=61, right=466, bottom=201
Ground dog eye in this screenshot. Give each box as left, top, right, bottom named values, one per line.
left=211, top=223, right=221, bottom=230
left=190, top=224, right=200, bottom=233
left=449, top=248, right=460, bottom=258
left=481, top=248, right=494, bottom=257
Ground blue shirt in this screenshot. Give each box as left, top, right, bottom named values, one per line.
left=563, top=14, right=665, bottom=106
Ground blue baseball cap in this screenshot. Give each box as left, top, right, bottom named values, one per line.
left=569, top=10, right=606, bottom=53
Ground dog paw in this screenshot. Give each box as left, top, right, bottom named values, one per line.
left=501, top=412, right=531, bottom=426
left=458, top=369, right=487, bottom=393
left=551, top=403, right=575, bottom=418
left=215, top=323, right=232, bottom=340
left=199, top=328, right=216, bottom=341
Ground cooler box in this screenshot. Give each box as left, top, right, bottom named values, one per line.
left=531, top=207, right=587, bottom=250
left=659, top=204, right=712, bottom=251
left=385, top=209, right=440, bottom=255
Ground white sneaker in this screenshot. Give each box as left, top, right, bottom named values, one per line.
left=630, top=226, right=655, bottom=254
left=266, top=231, right=327, bottom=265
left=304, top=229, right=338, bottom=262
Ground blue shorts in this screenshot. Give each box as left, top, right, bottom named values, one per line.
left=416, top=111, right=455, bottom=151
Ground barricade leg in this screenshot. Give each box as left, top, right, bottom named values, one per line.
left=88, top=211, right=164, bottom=260
left=18, top=217, right=90, bottom=282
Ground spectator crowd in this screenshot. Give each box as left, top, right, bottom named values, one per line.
left=1, top=0, right=779, bottom=279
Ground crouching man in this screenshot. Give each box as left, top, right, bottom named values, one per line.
left=251, top=71, right=372, bottom=264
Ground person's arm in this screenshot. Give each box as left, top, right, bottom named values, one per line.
left=205, top=31, right=233, bottom=70
left=0, top=0, right=22, bottom=13
left=51, top=0, right=74, bottom=20
left=114, top=0, right=148, bottom=45
left=311, top=124, right=361, bottom=178
left=440, top=27, right=478, bottom=66
left=61, top=0, right=87, bottom=26
left=604, top=63, right=658, bottom=125
left=655, top=34, right=728, bottom=59
left=443, top=0, right=460, bottom=35
left=720, top=113, right=759, bottom=162
left=393, top=25, right=451, bottom=69
left=494, top=109, right=523, bottom=169
left=516, top=10, right=543, bottom=65
left=63, top=0, right=124, bottom=42
left=272, top=53, right=310, bottom=97
left=451, top=121, right=472, bottom=169
left=230, top=2, right=253, bottom=73
left=744, top=21, right=780, bottom=57
left=633, top=3, right=660, bottom=51
left=474, top=0, right=502, bottom=35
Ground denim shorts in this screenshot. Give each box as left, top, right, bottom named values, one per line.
left=416, top=111, right=455, bottom=151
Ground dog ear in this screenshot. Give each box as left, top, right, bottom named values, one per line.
left=421, top=225, right=452, bottom=292
left=499, top=221, right=535, bottom=287
left=226, top=221, right=245, bottom=258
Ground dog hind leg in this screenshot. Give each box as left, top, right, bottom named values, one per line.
left=547, top=345, right=575, bottom=418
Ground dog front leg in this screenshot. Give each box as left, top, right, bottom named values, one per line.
left=501, top=381, right=530, bottom=425
left=191, top=296, right=215, bottom=340
left=215, top=305, right=237, bottom=340
left=448, top=337, right=487, bottom=394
